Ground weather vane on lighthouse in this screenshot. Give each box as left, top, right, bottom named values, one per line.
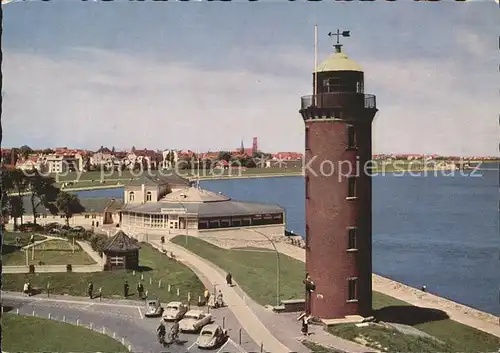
left=327, top=29, right=351, bottom=52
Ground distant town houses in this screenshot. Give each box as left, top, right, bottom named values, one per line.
left=2, top=144, right=497, bottom=175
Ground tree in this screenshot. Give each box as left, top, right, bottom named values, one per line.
left=7, top=196, right=24, bottom=229
left=10, top=148, right=19, bottom=166
left=56, top=191, right=85, bottom=226
left=218, top=151, right=232, bottom=162
left=42, top=148, right=55, bottom=155
left=26, top=171, right=60, bottom=224
left=3, top=168, right=28, bottom=224
left=19, top=145, right=33, bottom=160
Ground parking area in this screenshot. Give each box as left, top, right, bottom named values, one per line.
left=3, top=295, right=260, bottom=353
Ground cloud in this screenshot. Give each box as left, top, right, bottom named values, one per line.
left=2, top=47, right=307, bottom=152
left=2, top=43, right=499, bottom=156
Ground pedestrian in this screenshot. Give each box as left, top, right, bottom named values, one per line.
left=204, top=288, right=210, bottom=305
left=27, top=281, right=32, bottom=297
left=88, top=281, right=94, bottom=299
left=23, top=282, right=29, bottom=297
left=421, top=285, right=427, bottom=292
left=300, top=314, right=309, bottom=336
left=226, top=272, right=232, bottom=286
left=124, top=281, right=129, bottom=298
left=137, top=282, right=144, bottom=299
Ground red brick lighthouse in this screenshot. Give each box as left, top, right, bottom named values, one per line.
left=299, top=30, right=378, bottom=319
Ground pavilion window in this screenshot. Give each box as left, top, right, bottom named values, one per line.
left=146, top=191, right=152, bottom=202
left=129, top=192, right=135, bottom=202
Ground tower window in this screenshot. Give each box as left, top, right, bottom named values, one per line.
left=348, top=278, right=358, bottom=301
left=305, top=224, right=310, bottom=249
left=347, top=177, right=357, bottom=198
left=305, top=176, right=310, bottom=199
left=129, top=191, right=135, bottom=202
left=347, top=227, right=357, bottom=250
left=356, top=81, right=364, bottom=93
left=346, top=125, right=357, bottom=149
left=146, top=191, right=152, bottom=202
left=323, top=77, right=341, bottom=93
left=305, top=127, right=310, bottom=151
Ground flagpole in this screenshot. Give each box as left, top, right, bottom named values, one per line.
left=314, top=24, right=318, bottom=106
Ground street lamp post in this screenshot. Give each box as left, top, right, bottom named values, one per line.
left=242, top=228, right=281, bottom=307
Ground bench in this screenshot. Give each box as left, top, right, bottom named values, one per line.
left=279, top=299, right=305, bottom=313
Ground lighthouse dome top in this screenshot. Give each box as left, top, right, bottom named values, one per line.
left=314, top=47, right=363, bottom=73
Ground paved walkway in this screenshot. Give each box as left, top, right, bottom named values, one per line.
left=149, top=240, right=292, bottom=353
left=3, top=238, right=104, bottom=274
left=77, top=240, right=105, bottom=264
left=150, top=240, right=378, bottom=353
left=273, top=243, right=500, bottom=339
left=21, top=235, right=61, bottom=250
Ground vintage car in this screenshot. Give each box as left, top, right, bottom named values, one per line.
left=179, top=309, right=212, bottom=333
left=144, top=299, right=163, bottom=317
left=162, top=301, right=188, bottom=321
left=196, top=324, right=228, bottom=349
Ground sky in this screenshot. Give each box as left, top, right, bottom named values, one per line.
left=2, top=1, right=499, bottom=156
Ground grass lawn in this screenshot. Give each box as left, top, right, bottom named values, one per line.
left=2, top=243, right=205, bottom=303
left=171, top=235, right=305, bottom=305
left=302, top=342, right=343, bottom=353
left=3, top=231, right=47, bottom=247
left=2, top=239, right=97, bottom=266
left=171, top=236, right=500, bottom=353
left=2, top=313, right=127, bottom=352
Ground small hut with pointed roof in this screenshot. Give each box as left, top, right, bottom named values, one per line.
left=103, top=230, right=141, bottom=270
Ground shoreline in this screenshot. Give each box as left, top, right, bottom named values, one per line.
left=9, top=167, right=487, bottom=196
left=256, top=241, right=500, bottom=336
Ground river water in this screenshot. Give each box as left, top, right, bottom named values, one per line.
left=75, top=168, right=500, bottom=316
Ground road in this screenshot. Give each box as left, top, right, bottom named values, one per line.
left=2, top=293, right=260, bottom=353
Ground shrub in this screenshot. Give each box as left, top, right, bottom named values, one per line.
left=89, top=234, right=109, bottom=253
left=66, top=264, right=72, bottom=272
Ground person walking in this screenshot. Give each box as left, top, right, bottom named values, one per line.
left=88, top=281, right=94, bottom=299
left=23, top=282, right=29, bottom=297
left=124, top=281, right=129, bottom=298
left=137, top=282, right=144, bottom=299
left=226, top=272, right=232, bottom=286
left=300, top=313, right=309, bottom=336
left=203, top=288, right=210, bottom=305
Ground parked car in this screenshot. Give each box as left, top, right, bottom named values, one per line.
left=45, top=222, right=61, bottom=230
left=71, top=226, right=86, bottom=232
left=19, top=223, right=44, bottom=232
left=196, top=324, right=228, bottom=349
left=162, top=301, right=188, bottom=321
left=144, top=299, right=163, bottom=317
left=49, top=228, right=61, bottom=234
left=179, top=310, right=212, bottom=333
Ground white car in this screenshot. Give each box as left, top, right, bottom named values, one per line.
left=179, top=309, right=212, bottom=333
left=162, top=301, right=188, bottom=321
left=196, top=324, right=228, bottom=349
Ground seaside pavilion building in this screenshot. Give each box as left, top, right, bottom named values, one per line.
left=120, top=183, right=286, bottom=243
